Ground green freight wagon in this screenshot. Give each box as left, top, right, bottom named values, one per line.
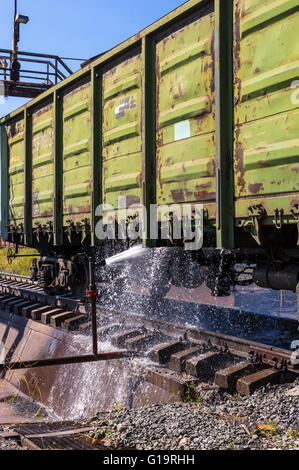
left=1, top=0, right=299, bottom=306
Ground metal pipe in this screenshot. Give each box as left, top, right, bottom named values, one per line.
left=12, top=0, right=18, bottom=62
left=0, top=351, right=136, bottom=371
left=11, top=68, right=58, bottom=76
left=2, top=79, right=49, bottom=88
left=253, top=264, right=299, bottom=292
left=0, top=48, right=63, bottom=60
left=87, top=254, right=98, bottom=356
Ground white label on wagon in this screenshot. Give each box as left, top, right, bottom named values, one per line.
left=174, top=120, right=190, bottom=141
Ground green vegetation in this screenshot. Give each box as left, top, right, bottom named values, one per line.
left=286, top=428, right=299, bottom=439
left=227, top=443, right=239, bottom=451
left=183, top=379, right=203, bottom=404
left=0, top=247, right=38, bottom=276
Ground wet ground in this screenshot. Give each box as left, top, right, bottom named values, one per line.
left=98, top=282, right=299, bottom=351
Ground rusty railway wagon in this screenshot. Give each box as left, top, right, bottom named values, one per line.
left=1, top=0, right=299, bottom=309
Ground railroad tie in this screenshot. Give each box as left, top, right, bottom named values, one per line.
left=185, top=352, right=234, bottom=380
left=168, top=346, right=205, bottom=374
left=7, top=298, right=26, bottom=312
left=150, top=341, right=189, bottom=365
left=125, top=332, right=164, bottom=351
left=214, top=362, right=264, bottom=391
left=12, top=300, right=33, bottom=315
left=145, top=366, right=198, bottom=400
left=236, top=369, right=285, bottom=396
left=0, top=294, right=12, bottom=300
left=61, top=314, right=87, bottom=331
left=50, top=311, right=76, bottom=328
left=111, top=329, right=145, bottom=348
left=21, top=303, right=42, bottom=318
left=41, top=309, right=64, bottom=325
left=78, top=321, right=92, bottom=334
left=31, top=305, right=56, bottom=321
left=0, top=295, right=15, bottom=307
left=97, top=324, right=123, bottom=340
left=0, top=296, right=17, bottom=308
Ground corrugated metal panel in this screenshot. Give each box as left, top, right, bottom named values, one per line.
left=156, top=8, right=215, bottom=206
left=102, top=53, right=142, bottom=212
left=62, top=80, right=92, bottom=224
left=7, top=118, right=25, bottom=225
left=32, top=103, right=54, bottom=223
left=234, top=0, right=299, bottom=212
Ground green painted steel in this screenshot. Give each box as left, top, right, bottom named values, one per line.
left=24, top=109, right=32, bottom=246
left=102, top=51, right=143, bottom=215
left=215, top=0, right=235, bottom=248
left=142, top=35, right=157, bottom=248
left=62, top=79, right=92, bottom=225
left=1, top=0, right=299, bottom=249
left=156, top=7, right=216, bottom=213
left=91, top=67, right=102, bottom=246
left=1, top=124, right=9, bottom=239
left=6, top=116, right=25, bottom=228
left=54, top=90, right=63, bottom=246
left=234, top=0, right=299, bottom=221
left=31, top=101, right=54, bottom=228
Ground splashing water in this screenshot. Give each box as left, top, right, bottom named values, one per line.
left=45, top=246, right=297, bottom=420
left=105, top=244, right=150, bottom=267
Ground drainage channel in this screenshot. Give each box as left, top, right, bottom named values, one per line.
left=1, top=421, right=132, bottom=450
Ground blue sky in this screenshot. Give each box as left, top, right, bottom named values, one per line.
left=0, top=0, right=186, bottom=117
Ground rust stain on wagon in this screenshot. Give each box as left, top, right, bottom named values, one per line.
left=171, top=188, right=193, bottom=202
left=233, top=0, right=242, bottom=107
left=33, top=104, right=52, bottom=119
left=234, top=125, right=246, bottom=194
left=248, top=183, right=264, bottom=194
left=194, top=190, right=216, bottom=201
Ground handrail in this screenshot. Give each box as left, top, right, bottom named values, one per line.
left=0, top=48, right=78, bottom=97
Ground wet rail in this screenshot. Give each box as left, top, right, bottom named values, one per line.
left=0, top=271, right=299, bottom=398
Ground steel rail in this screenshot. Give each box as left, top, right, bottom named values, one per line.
left=0, top=273, right=85, bottom=313
left=0, top=273, right=298, bottom=373
left=116, top=310, right=299, bottom=373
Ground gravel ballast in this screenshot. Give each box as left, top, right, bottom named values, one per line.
left=89, top=378, right=299, bottom=451
left=0, top=379, right=298, bottom=450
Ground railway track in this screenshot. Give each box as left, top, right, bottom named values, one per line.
left=1, top=272, right=299, bottom=450
left=79, top=307, right=299, bottom=398
left=1, top=271, right=299, bottom=399
left=0, top=272, right=87, bottom=330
